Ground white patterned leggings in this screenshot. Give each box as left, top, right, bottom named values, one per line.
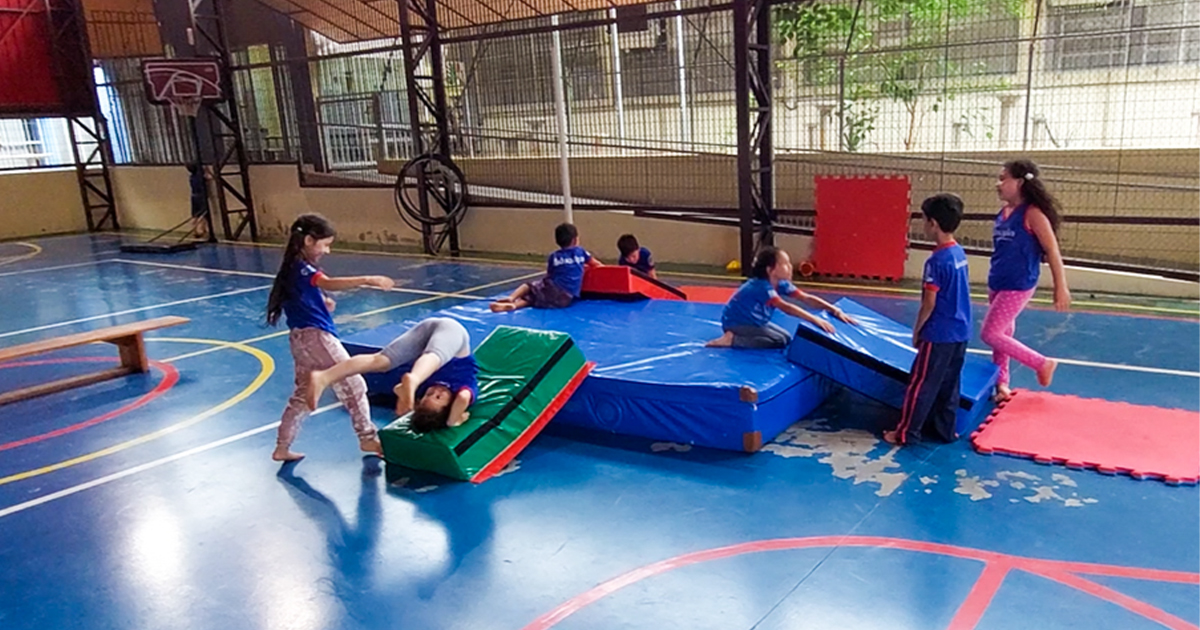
left=277, top=327, right=377, bottom=449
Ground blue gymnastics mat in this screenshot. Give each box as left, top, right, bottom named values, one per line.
left=341, top=299, right=832, bottom=452
left=786, top=298, right=1000, bottom=435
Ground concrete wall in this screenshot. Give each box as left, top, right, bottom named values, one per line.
left=110, top=166, right=192, bottom=231
left=0, top=168, right=86, bottom=239
left=90, top=164, right=1197, bottom=299
left=382, top=148, right=1199, bottom=271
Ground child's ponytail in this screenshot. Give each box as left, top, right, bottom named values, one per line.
left=266, top=214, right=337, bottom=327
left=1005, top=159, right=1062, bottom=233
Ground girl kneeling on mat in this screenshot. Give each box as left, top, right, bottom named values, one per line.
left=708, top=247, right=857, bottom=349
left=308, top=317, right=478, bottom=433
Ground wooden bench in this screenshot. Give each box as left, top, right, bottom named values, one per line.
left=0, top=316, right=190, bottom=406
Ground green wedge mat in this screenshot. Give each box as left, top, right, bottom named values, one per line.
left=379, top=325, right=592, bottom=482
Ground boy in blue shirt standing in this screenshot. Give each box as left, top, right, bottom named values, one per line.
left=885, top=194, right=972, bottom=445
left=491, top=223, right=602, bottom=312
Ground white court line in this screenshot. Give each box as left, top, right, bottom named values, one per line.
left=0, top=404, right=340, bottom=520
left=114, top=258, right=274, bottom=279
left=0, top=285, right=270, bottom=341
left=964, top=348, right=1198, bottom=378
left=0, top=259, right=117, bottom=278
left=113, top=258, right=491, bottom=300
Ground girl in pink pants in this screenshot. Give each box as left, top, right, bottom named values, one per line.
left=265, top=214, right=395, bottom=462
left=984, top=159, right=1071, bottom=401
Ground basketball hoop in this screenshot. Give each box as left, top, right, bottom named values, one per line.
left=171, top=96, right=203, bottom=118
left=141, top=58, right=223, bottom=117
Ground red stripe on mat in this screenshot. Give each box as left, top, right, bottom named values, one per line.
left=470, top=361, right=596, bottom=484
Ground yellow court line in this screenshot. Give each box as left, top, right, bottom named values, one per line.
left=0, top=269, right=541, bottom=484
left=0, top=242, right=42, bottom=267
left=658, top=269, right=1200, bottom=317
left=0, top=338, right=274, bottom=487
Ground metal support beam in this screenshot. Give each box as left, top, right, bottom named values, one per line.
left=398, top=0, right=460, bottom=256
left=45, top=0, right=118, bottom=232
left=733, top=0, right=774, bottom=273
left=189, top=0, right=258, bottom=242
left=66, top=117, right=119, bottom=231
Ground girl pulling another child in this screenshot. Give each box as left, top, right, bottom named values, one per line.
left=984, top=159, right=1071, bottom=401
left=266, top=213, right=395, bottom=462
left=708, top=247, right=856, bottom=349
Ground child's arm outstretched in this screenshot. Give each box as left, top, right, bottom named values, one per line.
left=790, top=290, right=858, bottom=325
left=770, top=298, right=836, bottom=334
left=447, top=389, right=473, bottom=427
left=315, top=273, right=394, bottom=292
left=1027, top=208, right=1071, bottom=311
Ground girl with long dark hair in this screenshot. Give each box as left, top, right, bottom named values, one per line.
left=984, top=159, right=1071, bottom=401
left=267, top=213, right=394, bottom=462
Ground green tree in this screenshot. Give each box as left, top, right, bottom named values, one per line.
left=776, top=0, right=1022, bottom=151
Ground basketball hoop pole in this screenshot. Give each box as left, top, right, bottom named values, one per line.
left=186, top=110, right=217, bottom=244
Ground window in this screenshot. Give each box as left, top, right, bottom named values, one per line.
left=1046, top=0, right=1200, bottom=71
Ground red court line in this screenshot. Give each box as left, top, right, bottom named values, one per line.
left=0, top=358, right=177, bottom=452
left=1037, top=570, right=1198, bottom=630
left=947, top=561, right=1012, bottom=630
left=521, top=536, right=1199, bottom=630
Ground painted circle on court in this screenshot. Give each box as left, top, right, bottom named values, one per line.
left=522, top=536, right=1199, bottom=630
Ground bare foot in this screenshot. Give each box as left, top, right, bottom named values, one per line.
left=994, top=383, right=1013, bottom=402
left=883, top=430, right=902, bottom=445
left=359, top=436, right=383, bottom=456
left=393, top=374, right=416, bottom=416
left=272, top=447, right=305, bottom=462
left=705, top=331, right=734, bottom=348
left=490, top=301, right=517, bottom=313
left=306, top=369, right=330, bottom=410
left=1037, top=359, right=1058, bottom=388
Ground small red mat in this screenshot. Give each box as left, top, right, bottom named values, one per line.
left=680, top=285, right=736, bottom=304
left=971, top=391, right=1199, bottom=485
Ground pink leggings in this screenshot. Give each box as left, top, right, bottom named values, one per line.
left=980, top=289, right=1046, bottom=386
left=277, top=328, right=376, bottom=449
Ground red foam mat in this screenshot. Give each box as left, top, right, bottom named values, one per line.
left=581, top=266, right=686, bottom=301
left=971, top=390, right=1199, bottom=485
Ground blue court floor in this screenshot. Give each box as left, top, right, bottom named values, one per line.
left=0, top=234, right=1196, bottom=630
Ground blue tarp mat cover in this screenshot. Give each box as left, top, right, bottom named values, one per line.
left=342, top=298, right=830, bottom=452
left=786, top=297, right=999, bottom=431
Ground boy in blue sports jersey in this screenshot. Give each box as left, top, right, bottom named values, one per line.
left=885, top=193, right=973, bottom=445
left=491, top=223, right=602, bottom=312
left=617, top=234, right=656, bottom=279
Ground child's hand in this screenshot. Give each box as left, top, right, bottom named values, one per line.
left=815, top=318, right=836, bottom=335
left=1053, top=286, right=1071, bottom=312
left=324, top=296, right=336, bottom=312
left=369, top=276, right=395, bottom=290
left=831, top=307, right=858, bottom=326
left=912, top=331, right=920, bottom=348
